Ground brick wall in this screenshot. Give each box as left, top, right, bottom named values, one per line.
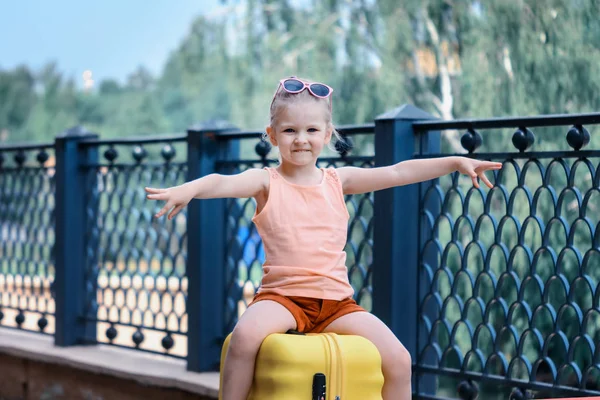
left=0, top=353, right=213, bottom=400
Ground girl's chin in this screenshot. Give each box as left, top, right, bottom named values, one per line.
left=282, top=156, right=316, bottom=165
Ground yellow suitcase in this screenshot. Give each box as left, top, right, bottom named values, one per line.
left=218, top=331, right=384, bottom=399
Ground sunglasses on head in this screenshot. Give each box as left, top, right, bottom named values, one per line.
left=277, top=77, right=334, bottom=98
left=271, top=77, right=334, bottom=112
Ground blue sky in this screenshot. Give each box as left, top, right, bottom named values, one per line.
left=0, top=1, right=221, bottom=85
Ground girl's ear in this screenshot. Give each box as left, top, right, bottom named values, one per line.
left=266, top=126, right=278, bottom=146
left=324, top=125, right=333, bottom=144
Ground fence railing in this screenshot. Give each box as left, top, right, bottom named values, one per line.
left=0, top=104, right=599, bottom=399
left=0, top=142, right=55, bottom=335
left=412, top=112, right=600, bottom=399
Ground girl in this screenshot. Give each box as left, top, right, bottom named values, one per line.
left=145, top=77, right=502, bottom=399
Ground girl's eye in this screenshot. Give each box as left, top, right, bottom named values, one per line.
left=308, top=128, right=318, bottom=133
left=283, top=128, right=295, bottom=133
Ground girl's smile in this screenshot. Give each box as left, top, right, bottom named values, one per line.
left=267, top=101, right=332, bottom=167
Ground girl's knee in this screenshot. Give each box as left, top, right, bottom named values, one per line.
left=228, top=324, right=269, bottom=358
left=382, top=341, right=412, bottom=383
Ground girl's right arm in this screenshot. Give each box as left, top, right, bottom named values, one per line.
left=145, top=168, right=269, bottom=220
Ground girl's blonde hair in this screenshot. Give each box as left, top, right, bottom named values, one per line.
left=265, top=78, right=342, bottom=149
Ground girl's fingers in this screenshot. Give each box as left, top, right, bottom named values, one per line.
left=145, top=187, right=168, bottom=194
left=156, top=203, right=173, bottom=218
left=168, top=205, right=184, bottom=220
left=476, top=162, right=502, bottom=171
left=481, top=162, right=503, bottom=170
left=471, top=174, right=479, bottom=188
left=480, top=172, right=493, bottom=189
left=147, top=192, right=169, bottom=201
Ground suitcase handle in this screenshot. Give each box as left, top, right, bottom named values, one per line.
left=285, top=329, right=306, bottom=335
left=312, top=373, right=326, bottom=400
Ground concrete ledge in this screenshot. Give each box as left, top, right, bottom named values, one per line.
left=0, top=328, right=219, bottom=399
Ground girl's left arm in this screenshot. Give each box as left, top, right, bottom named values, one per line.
left=336, top=156, right=503, bottom=195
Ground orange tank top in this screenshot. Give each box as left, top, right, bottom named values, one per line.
left=251, top=167, right=354, bottom=300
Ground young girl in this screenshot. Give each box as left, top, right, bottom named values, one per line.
left=145, top=77, right=502, bottom=400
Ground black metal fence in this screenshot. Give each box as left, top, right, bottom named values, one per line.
left=78, top=134, right=190, bottom=355
left=413, top=113, right=600, bottom=399
left=0, top=105, right=599, bottom=399
left=0, top=143, right=55, bottom=334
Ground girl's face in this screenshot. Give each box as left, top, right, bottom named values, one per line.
left=267, top=100, right=332, bottom=167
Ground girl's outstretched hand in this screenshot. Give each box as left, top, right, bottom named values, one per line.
left=456, top=157, right=503, bottom=189
left=145, top=184, right=195, bottom=220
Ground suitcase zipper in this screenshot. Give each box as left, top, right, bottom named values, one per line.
left=331, top=334, right=344, bottom=399
left=323, top=333, right=345, bottom=400
left=319, top=334, right=332, bottom=400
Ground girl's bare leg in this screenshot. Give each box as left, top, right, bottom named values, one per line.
left=323, top=311, right=412, bottom=400
left=221, top=300, right=296, bottom=400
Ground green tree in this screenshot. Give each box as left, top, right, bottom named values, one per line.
left=0, top=66, right=36, bottom=142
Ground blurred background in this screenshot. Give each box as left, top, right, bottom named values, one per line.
left=3, top=0, right=600, bottom=147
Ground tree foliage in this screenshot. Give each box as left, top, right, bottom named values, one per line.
left=2, top=0, right=600, bottom=147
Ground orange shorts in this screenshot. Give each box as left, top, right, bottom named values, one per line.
left=248, top=292, right=366, bottom=333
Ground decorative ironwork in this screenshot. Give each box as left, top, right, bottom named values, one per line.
left=254, top=139, right=271, bottom=160
left=132, top=145, right=148, bottom=163
left=460, top=129, right=483, bottom=153
left=80, top=138, right=189, bottom=357
left=417, top=121, right=600, bottom=398
left=0, top=145, right=56, bottom=334
left=3, top=112, right=600, bottom=400
left=511, top=127, right=535, bottom=152
left=566, top=125, right=590, bottom=151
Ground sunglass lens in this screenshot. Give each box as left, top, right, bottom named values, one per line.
left=310, top=83, right=330, bottom=97
left=283, top=79, right=304, bottom=92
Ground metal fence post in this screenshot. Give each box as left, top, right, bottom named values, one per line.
left=186, top=121, right=239, bottom=372
left=372, top=104, right=439, bottom=388
left=54, top=126, right=98, bottom=346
